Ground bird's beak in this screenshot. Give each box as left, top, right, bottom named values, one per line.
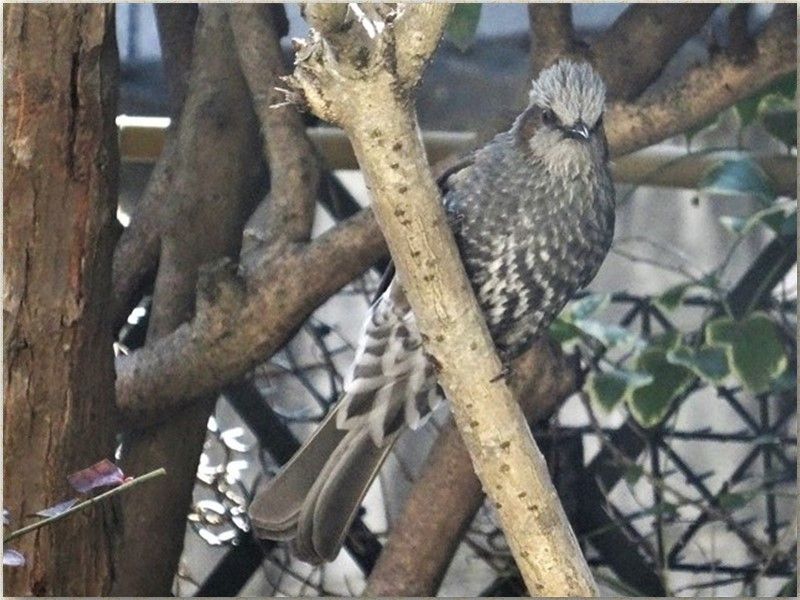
left=566, top=121, right=591, bottom=141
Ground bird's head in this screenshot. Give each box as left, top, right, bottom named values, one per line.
left=515, top=60, right=608, bottom=173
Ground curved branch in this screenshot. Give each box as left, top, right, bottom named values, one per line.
left=154, top=4, right=198, bottom=119
left=111, top=6, right=199, bottom=329
left=606, top=12, right=796, bottom=156
left=115, top=210, right=386, bottom=424
left=229, top=4, right=320, bottom=255
left=591, top=4, right=718, bottom=100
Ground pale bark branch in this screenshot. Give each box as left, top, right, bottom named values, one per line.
left=287, top=5, right=596, bottom=595
left=393, top=4, right=454, bottom=88
left=591, top=4, right=718, bottom=100
left=229, top=4, right=320, bottom=256
left=365, top=339, right=580, bottom=596
left=606, top=11, right=796, bottom=156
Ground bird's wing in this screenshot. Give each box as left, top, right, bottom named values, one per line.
left=337, top=278, right=440, bottom=445
left=337, top=155, right=476, bottom=444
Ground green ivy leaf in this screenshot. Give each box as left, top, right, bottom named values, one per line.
left=706, top=313, right=788, bottom=393
left=667, top=345, right=731, bottom=383
left=446, top=4, right=481, bottom=52
left=564, top=293, right=610, bottom=321
left=656, top=284, right=691, bottom=311
left=627, top=348, right=694, bottom=428
left=699, top=158, right=775, bottom=203
left=758, top=94, right=797, bottom=147
left=548, top=317, right=584, bottom=345
left=586, top=369, right=653, bottom=412
left=717, top=490, right=758, bottom=511
left=649, top=330, right=682, bottom=352
left=736, top=72, right=796, bottom=128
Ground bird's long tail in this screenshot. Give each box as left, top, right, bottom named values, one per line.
left=248, top=400, right=400, bottom=563
left=249, top=278, right=439, bottom=562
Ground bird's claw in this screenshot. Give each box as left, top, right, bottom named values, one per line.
left=490, top=364, right=512, bottom=383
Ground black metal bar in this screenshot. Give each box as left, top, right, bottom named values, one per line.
left=759, top=395, right=779, bottom=547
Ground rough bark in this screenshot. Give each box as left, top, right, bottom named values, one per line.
left=365, top=339, right=580, bottom=596
left=288, top=5, right=597, bottom=595
left=591, top=4, right=719, bottom=100
left=111, top=6, right=261, bottom=595
left=3, top=4, right=119, bottom=595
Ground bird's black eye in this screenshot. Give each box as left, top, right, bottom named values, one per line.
left=541, top=108, right=556, bottom=126
left=595, top=114, right=604, bottom=129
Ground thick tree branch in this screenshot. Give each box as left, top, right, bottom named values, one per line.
left=229, top=4, right=320, bottom=253
left=111, top=6, right=199, bottom=329
left=393, top=4, right=454, bottom=89
left=287, top=5, right=596, bottom=595
left=591, top=4, right=718, bottom=100
left=606, top=11, right=796, bottom=156
left=154, top=4, right=198, bottom=119
left=365, top=339, right=579, bottom=596
left=115, top=210, right=385, bottom=423
left=529, top=5, right=583, bottom=76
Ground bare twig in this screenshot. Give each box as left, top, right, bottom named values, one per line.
left=4, top=469, right=166, bottom=544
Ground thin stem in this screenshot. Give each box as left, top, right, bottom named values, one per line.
left=4, top=468, right=166, bottom=544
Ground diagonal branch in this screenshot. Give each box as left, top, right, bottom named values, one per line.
left=591, top=4, right=719, bottom=100
left=115, top=210, right=386, bottom=424
left=606, top=10, right=796, bottom=156
left=287, top=5, right=596, bottom=595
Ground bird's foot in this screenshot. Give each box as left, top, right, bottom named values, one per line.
left=490, top=363, right=513, bottom=384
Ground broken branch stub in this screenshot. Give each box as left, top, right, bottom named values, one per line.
left=288, top=6, right=597, bottom=596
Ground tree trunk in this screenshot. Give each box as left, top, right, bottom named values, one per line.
left=3, top=4, right=119, bottom=595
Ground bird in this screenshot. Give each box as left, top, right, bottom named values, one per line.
left=248, top=59, right=615, bottom=564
